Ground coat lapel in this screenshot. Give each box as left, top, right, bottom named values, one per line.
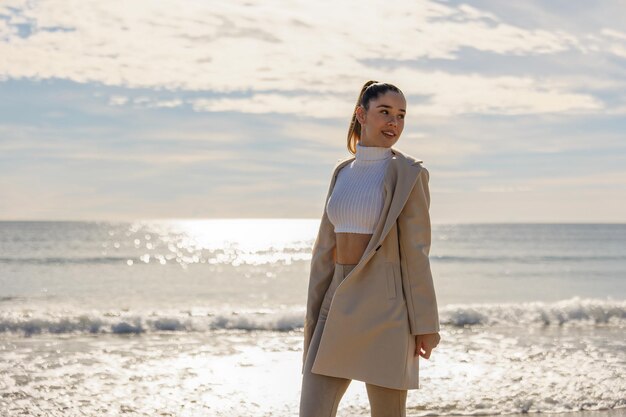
left=325, top=146, right=423, bottom=273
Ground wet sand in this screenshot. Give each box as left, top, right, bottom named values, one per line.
left=493, top=409, right=626, bottom=417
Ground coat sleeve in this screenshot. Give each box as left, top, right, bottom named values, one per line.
left=397, top=165, right=440, bottom=335
left=303, top=172, right=337, bottom=365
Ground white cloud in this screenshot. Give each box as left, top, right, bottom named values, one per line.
left=0, top=0, right=623, bottom=117
left=526, top=171, right=626, bottom=188
left=600, top=28, right=626, bottom=40
left=478, top=185, right=533, bottom=193
left=108, top=95, right=128, bottom=106
left=186, top=69, right=604, bottom=118
left=151, top=99, right=183, bottom=109
left=114, top=96, right=184, bottom=109
left=191, top=94, right=352, bottom=118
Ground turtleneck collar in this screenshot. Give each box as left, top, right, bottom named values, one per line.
left=355, top=142, right=393, bottom=161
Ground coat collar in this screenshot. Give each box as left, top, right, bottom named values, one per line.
left=325, top=146, right=424, bottom=270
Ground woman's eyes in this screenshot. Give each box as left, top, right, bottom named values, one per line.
left=381, top=110, right=405, bottom=119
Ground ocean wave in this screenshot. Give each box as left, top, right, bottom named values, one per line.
left=2, top=253, right=624, bottom=266
left=0, top=296, right=623, bottom=336
left=0, top=256, right=133, bottom=265
left=434, top=254, right=626, bottom=263
left=440, top=296, right=626, bottom=327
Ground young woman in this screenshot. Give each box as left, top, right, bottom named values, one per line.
left=300, top=81, right=441, bottom=417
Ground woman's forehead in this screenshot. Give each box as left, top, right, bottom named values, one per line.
left=371, top=91, right=406, bottom=109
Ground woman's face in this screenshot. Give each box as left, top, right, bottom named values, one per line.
left=356, top=90, right=406, bottom=148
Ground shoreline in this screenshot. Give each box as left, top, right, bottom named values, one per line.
left=437, top=409, right=626, bottom=417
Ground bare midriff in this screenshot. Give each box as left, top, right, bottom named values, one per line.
left=335, top=232, right=373, bottom=265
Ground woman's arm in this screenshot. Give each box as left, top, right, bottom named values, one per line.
left=397, top=166, right=441, bottom=336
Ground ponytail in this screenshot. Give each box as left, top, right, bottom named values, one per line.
left=347, top=80, right=378, bottom=154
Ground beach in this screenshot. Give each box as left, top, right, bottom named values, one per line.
left=0, top=220, right=624, bottom=416
left=1, top=325, right=624, bottom=416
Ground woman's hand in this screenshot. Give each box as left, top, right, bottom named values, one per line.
left=414, top=333, right=440, bottom=359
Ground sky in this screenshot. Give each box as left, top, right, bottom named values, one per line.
left=0, top=0, right=625, bottom=223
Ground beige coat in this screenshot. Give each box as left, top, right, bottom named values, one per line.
left=302, top=146, right=440, bottom=390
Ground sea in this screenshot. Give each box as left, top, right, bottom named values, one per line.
left=0, top=220, right=624, bottom=417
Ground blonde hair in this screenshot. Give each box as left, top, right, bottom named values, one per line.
left=346, top=80, right=404, bottom=154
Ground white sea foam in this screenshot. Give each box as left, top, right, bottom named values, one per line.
left=0, top=297, right=623, bottom=337
left=440, top=296, right=626, bottom=327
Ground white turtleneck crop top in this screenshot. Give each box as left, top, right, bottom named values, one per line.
left=326, top=142, right=392, bottom=234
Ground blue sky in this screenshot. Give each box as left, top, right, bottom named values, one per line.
left=0, top=0, right=624, bottom=223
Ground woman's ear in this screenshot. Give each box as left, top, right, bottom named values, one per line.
left=355, top=105, right=366, bottom=125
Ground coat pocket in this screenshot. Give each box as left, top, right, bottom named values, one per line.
left=385, top=262, right=397, bottom=300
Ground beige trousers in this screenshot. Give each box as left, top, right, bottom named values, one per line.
left=300, top=263, right=408, bottom=417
